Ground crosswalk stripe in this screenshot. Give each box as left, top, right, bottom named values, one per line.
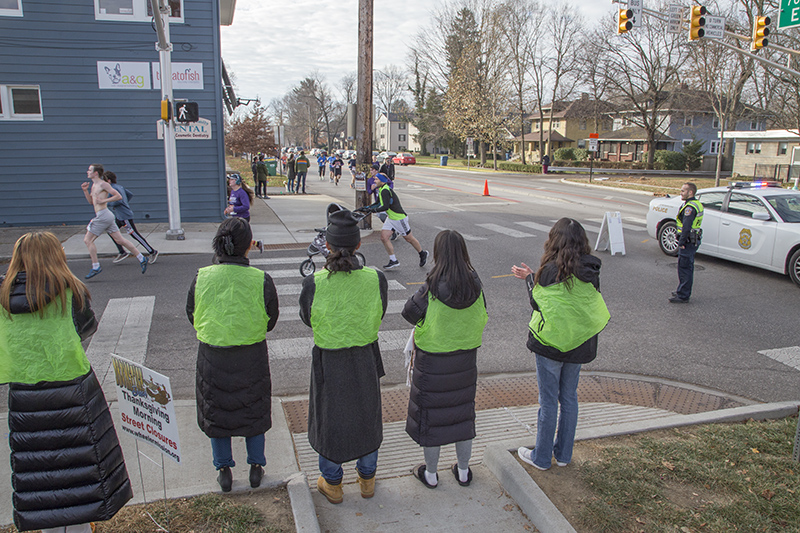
left=514, top=221, right=549, bottom=233
left=476, top=223, right=534, bottom=238
left=250, top=257, right=309, bottom=266
left=269, top=328, right=411, bottom=360
left=758, top=346, right=800, bottom=371
left=584, top=218, right=646, bottom=232
left=278, top=300, right=407, bottom=321
left=435, top=226, right=486, bottom=241
left=275, top=279, right=406, bottom=296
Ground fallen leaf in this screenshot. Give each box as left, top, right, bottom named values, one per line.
left=681, top=527, right=693, bottom=533
left=635, top=517, right=645, bottom=524
left=752, top=448, right=760, bottom=454
left=662, top=461, right=675, bottom=471
left=523, top=525, right=532, bottom=531
left=503, top=504, right=515, bottom=512
left=761, top=489, right=775, bottom=500
left=355, top=512, right=363, bottom=517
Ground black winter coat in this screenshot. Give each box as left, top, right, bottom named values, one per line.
left=525, top=254, right=602, bottom=364
left=186, top=257, right=279, bottom=439
left=3, top=273, right=131, bottom=531
left=402, top=272, right=485, bottom=447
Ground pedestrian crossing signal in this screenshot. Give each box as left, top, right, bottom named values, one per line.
left=751, top=16, right=771, bottom=51
left=175, top=102, right=199, bottom=123
left=617, top=9, right=633, bottom=34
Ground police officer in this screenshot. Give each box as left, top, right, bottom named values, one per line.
left=670, top=182, right=703, bottom=303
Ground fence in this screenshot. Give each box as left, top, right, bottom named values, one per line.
left=753, top=164, right=800, bottom=182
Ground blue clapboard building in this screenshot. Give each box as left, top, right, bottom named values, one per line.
left=0, top=0, right=236, bottom=226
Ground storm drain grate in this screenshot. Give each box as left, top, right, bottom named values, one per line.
left=281, top=374, right=747, bottom=435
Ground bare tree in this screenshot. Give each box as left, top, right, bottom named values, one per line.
left=374, top=64, right=408, bottom=116
left=339, top=71, right=357, bottom=105
left=600, top=3, right=689, bottom=169
left=286, top=72, right=345, bottom=149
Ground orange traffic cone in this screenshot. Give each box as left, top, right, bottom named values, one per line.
left=483, top=180, right=490, bottom=196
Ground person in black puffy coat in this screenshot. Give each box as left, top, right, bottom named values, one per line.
left=402, top=230, right=488, bottom=489
left=0, top=231, right=132, bottom=533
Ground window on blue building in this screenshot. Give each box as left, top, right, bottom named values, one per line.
left=0, top=0, right=23, bottom=17
left=95, top=0, right=183, bottom=23
left=0, top=85, right=42, bottom=120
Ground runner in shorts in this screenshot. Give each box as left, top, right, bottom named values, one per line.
left=81, top=164, right=148, bottom=279
left=360, top=169, right=428, bottom=270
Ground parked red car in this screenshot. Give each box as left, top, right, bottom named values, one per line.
left=393, top=152, right=416, bottom=165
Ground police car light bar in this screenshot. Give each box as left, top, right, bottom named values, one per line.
left=729, top=181, right=782, bottom=189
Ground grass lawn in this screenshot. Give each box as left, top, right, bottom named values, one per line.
left=519, top=416, right=800, bottom=532
left=1, top=488, right=295, bottom=533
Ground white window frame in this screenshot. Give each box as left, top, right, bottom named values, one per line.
left=709, top=141, right=719, bottom=154
left=0, top=0, right=23, bottom=17
left=684, top=115, right=693, bottom=127
left=94, top=0, right=184, bottom=23
left=712, top=116, right=720, bottom=129
left=746, top=142, right=761, bottom=154
left=552, top=119, right=560, bottom=129
left=399, top=122, right=406, bottom=130
left=0, top=85, right=43, bottom=121
left=779, top=142, right=788, bottom=155
left=682, top=139, right=692, bottom=147
left=750, top=119, right=759, bottom=130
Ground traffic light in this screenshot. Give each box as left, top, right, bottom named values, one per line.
left=175, top=102, right=199, bottom=123
left=751, top=16, right=771, bottom=51
left=617, top=9, right=633, bottom=34
left=160, top=99, right=171, bottom=121
left=688, top=5, right=706, bottom=41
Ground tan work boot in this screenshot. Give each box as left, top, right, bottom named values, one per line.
left=357, top=472, right=375, bottom=498
left=317, top=476, right=343, bottom=504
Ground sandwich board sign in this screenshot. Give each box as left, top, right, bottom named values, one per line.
left=594, top=211, right=626, bottom=255
left=111, top=354, right=182, bottom=464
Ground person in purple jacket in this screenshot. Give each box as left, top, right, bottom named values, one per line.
left=225, top=174, right=252, bottom=222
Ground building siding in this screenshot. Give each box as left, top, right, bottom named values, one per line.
left=0, top=0, right=227, bottom=226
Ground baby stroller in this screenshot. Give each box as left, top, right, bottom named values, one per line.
left=300, top=204, right=367, bottom=277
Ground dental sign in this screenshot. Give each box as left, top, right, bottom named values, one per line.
left=97, top=61, right=204, bottom=90
left=97, top=61, right=151, bottom=90
left=152, top=63, right=204, bottom=90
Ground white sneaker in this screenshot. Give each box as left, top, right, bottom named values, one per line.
left=148, top=250, right=159, bottom=264
left=556, top=460, right=569, bottom=467
left=517, top=447, right=549, bottom=471
left=112, top=252, right=130, bottom=264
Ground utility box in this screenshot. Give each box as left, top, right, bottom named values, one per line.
left=440, top=155, right=448, bottom=166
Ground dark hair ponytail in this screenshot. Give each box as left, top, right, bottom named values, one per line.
left=323, top=248, right=360, bottom=275
left=212, top=217, right=252, bottom=258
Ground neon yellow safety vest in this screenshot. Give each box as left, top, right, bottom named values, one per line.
left=193, top=264, right=269, bottom=347
left=415, top=292, right=488, bottom=353
left=0, top=289, right=90, bottom=384
left=310, top=268, right=383, bottom=349
left=528, top=277, right=610, bottom=353
left=378, top=184, right=405, bottom=220
left=676, top=199, right=704, bottom=230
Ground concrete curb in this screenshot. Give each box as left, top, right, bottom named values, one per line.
left=559, top=177, right=658, bottom=196
left=484, top=401, right=799, bottom=533
left=484, top=445, right=577, bottom=533
left=286, top=472, right=320, bottom=533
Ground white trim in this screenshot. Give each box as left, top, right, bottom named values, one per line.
left=94, top=0, right=184, bottom=23
left=709, top=140, right=719, bottom=154
left=0, top=0, right=23, bottom=17
left=0, top=85, right=43, bottom=121
left=720, top=129, right=800, bottom=140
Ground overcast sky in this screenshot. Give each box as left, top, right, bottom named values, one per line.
left=220, top=0, right=614, bottom=112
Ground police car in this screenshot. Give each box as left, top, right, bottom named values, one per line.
left=646, top=182, right=800, bottom=287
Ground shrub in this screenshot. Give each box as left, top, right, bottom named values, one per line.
left=553, top=147, right=576, bottom=160
left=497, top=162, right=543, bottom=173
left=654, top=150, right=687, bottom=171
left=682, top=139, right=706, bottom=171
left=573, top=148, right=590, bottom=161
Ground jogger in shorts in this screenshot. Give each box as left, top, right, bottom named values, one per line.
left=81, top=164, right=148, bottom=279
left=359, top=169, right=428, bottom=270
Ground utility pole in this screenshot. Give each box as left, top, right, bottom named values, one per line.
left=356, top=0, right=373, bottom=229
left=149, top=0, right=184, bottom=240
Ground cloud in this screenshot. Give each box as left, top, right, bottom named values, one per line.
left=221, top=0, right=614, bottom=109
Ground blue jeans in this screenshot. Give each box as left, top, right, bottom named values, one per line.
left=676, top=243, right=697, bottom=300
left=295, top=172, right=307, bottom=193
left=287, top=177, right=295, bottom=192
left=210, top=434, right=266, bottom=469
left=533, top=354, right=581, bottom=469
left=318, top=450, right=378, bottom=484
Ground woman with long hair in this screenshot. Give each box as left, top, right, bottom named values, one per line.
left=403, top=230, right=488, bottom=488
left=0, top=232, right=132, bottom=533
left=187, top=217, right=279, bottom=491
left=299, top=205, right=388, bottom=504
left=512, top=218, right=610, bottom=470
left=225, top=173, right=254, bottom=222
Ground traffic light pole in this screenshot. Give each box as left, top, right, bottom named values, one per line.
left=150, top=0, right=185, bottom=240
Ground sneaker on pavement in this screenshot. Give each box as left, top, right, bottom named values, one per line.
left=148, top=250, right=158, bottom=264
left=140, top=256, right=148, bottom=274
left=383, top=259, right=400, bottom=270
left=256, top=240, right=264, bottom=253
left=85, top=267, right=102, bottom=279
left=390, top=230, right=397, bottom=241
left=112, top=252, right=130, bottom=264
left=517, top=447, right=549, bottom=471
left=419, top=250, right=429, bottom=267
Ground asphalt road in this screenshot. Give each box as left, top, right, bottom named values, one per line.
left=5, top=166, right=798, bottom=409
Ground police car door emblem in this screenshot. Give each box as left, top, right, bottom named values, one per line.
left=738, top=228, right=752, bottom=249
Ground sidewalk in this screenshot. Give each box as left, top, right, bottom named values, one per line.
left=2, top=193, right=798, bottom=532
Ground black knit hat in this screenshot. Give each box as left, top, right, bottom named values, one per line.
left=326, top=208, right=361, bottom=250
